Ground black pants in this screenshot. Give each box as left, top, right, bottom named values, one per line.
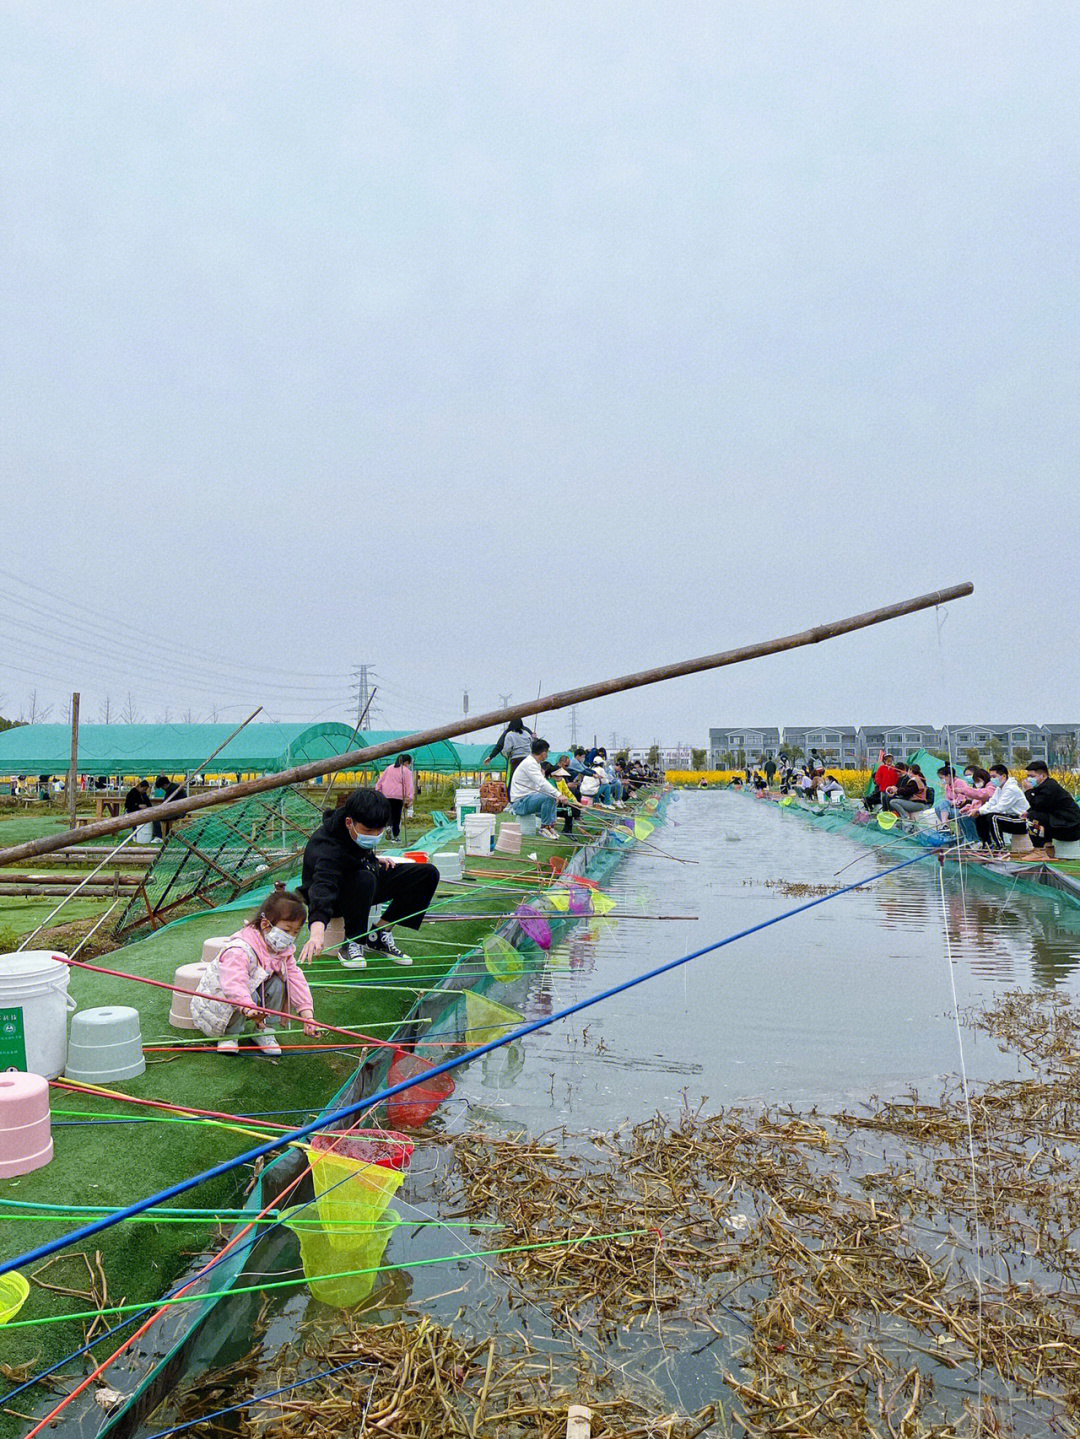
left=974, top=814, right=1027, bottom=850
left=863, top=789, right=883, bottom=811
left=1029, top=818, right=1080, bottom=848
left=340, top=862, right=440, bottom=943
left=387, top=797, right=404, bottom=839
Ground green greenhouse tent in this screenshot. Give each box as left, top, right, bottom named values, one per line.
left=0, top=722, right=503, bottom=778
left=0, top=721, right=361, bottom=777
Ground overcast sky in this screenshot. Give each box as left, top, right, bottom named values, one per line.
left=1, top=2, right=1077, bottom=752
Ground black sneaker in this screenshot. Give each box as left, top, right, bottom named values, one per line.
left=367, top=929, right=412, bottom=966
left=340, top=942, right=367, bottom=970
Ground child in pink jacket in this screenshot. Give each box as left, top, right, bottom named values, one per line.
left=375, top=753, right=415, bottom=841
left=191, top=888, right=318, bottom=1056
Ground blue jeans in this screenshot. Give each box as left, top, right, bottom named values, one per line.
left=595, top=784, right=613, bottom=805
left=608, top=779, right=624, bottom=801
left=512, top=792, right=557, bottom=826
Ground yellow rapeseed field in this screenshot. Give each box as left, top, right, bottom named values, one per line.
left=666, top=768, right=873, bottom=795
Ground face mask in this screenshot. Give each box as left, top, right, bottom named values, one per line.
left=991, top=776, right=1004, bottom=788
left=1027, top=773, right=1042, bottom=787
left=264, top=925, right=294, bottom=952
left=352, top=829, right=381, bottom=849
left=963, top=774, right=973, bottom=783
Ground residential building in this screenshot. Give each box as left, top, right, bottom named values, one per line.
left=856, top=726, right=942, bottom=764
left=788, top=727, right=859, bottom=767
left=627, top=744, right=694, bottom=769
left=946, top=726, right=1049, bottom=765
left=708, top=724, right=1075, bottom=771
left=1043, top=725, right=1080, bottom=766
left=708, top=728, right=780, bottom=767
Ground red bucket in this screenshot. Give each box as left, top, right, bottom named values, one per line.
left=402, top=851, right=429, bottom=864
left=386, top=1052, right=456, bottom=1129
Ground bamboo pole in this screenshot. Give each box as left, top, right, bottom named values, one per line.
left=67, top=691, right=79, bottom=827
left=0, top=583, right=972, bottom=865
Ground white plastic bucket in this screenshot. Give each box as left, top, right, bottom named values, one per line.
left=0, top=952, right=77, bottom=1079
left=463, top=814, right=496, bottom=856
left=135, top=823, right=153, bottom=844
left=455, top=788, right=481, bottom=828
left=517, top=812, right=540, bottom=837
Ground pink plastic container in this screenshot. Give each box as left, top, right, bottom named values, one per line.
left=0, top=1072, right=53, bottom=1178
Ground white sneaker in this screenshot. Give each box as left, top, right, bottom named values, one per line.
left=340, top=942, right=367, bottom=970
left=252, top=1030, right=282, bottom=1057
left=540, top=825, right=560, bottom=840
left=615, top=801, right=626, bottom=809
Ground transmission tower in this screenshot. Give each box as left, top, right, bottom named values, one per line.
left=352, top=664, right=377, bottom=728
left=569, top=706, right=579, bottom=747
left=499, top=692, right=513, bottom=710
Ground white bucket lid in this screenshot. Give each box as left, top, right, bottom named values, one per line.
left=0, top=951, right=70, bottom=980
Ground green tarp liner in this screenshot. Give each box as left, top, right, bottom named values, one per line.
left=907, top=748, right=947, bottom=789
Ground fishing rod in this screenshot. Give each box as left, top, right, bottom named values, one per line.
left=50, top=955, right=448, bottom=1052
left=0, top=846, right=945, bottom=1278
left=0, top=584, right=974, bottom=865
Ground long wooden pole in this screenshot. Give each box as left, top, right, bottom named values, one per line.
left=0, top=582, right=973, bottom=865
left=67, top=690, right=80, bottom=828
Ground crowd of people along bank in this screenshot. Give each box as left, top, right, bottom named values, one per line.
left=861, top=752, right=1080, bottom=859
left=185, top=731, right=657, bottom=1057
left=739, top=750, right=1080, bottom=863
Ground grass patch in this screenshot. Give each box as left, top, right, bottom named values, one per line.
left=0, top=813, right=590, bottom=1422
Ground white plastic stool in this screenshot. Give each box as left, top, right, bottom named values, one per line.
left=65, top=1006, right=145, bottom=1083
left=1053, top=838, right=1080, bottom=859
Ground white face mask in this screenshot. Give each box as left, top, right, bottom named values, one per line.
left=264, top=925, right=295, bottom=953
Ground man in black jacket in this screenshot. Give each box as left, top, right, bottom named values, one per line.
left=298, top=789, right=439, bottom=969
left=1022, top=762, right=1080, bottom=858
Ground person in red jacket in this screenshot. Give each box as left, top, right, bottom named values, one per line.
left=862, top=752, right=900, bottom=812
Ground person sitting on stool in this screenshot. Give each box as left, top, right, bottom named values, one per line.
left=1020, top=761, right=1080, bottom=859
left=972, top=765, right=1030, bottom=852
left=297, top=789, right=439, bottom=970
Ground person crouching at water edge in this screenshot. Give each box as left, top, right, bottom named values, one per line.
left=298, top=788, right=439, bottom=970
left=190, top=887, right=318, bottom=1056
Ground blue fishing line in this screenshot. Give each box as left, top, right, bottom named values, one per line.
left=0, top=847, right=939, bottom=1279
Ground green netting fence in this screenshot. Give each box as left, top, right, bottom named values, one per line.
left=114, top=787, right=324, bottom=935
